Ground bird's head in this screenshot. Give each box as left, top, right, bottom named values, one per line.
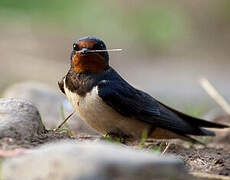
left=70, top=36, right=109, bottom=74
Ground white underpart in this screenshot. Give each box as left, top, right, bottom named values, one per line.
left=63, top=78, right=150, bottom=138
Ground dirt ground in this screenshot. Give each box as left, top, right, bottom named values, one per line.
left=145, top=141, right=230, bottom=177
left=0, top=130, right=230, bottom=180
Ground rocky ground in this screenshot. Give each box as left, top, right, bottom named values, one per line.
left=0, top=82, right=230, bottom=180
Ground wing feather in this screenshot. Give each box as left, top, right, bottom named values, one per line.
left=97, top=79, right=218, bottom=136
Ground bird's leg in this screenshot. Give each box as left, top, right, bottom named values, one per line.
left=54, top=112, right=74, bottom=131
left=147, top=126, right=156, bottom=137
left=103, top=131, right=130, bottom=143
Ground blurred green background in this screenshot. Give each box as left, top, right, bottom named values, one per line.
left=0, top=0, right=230, bottom=110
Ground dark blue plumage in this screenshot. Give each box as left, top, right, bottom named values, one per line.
left=59, top=36, right=229, bottom=143
left=97, top=68, right=161, bottom=118
left=75, top=36, right=106, bottom=47
left=97, top=68, right=226, bottom=138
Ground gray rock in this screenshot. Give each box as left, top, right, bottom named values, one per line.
left=0, top=98, right=45, bottom=140
left=3, top=82, right=98, bottom=135
left=2, top=141, right=191, bottom=180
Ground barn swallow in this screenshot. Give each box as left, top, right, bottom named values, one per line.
left=58, top=36, right=228, bottom=143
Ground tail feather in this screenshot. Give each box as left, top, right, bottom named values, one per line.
left=172, top=126, right=216, bottom=136
left=199, top=128, right=215, bottom=136
left=157, top=100, right=229, bottom=129
left=181, top=135, right=205, bottom=145
left=179, top=114, right=228, bottom=128
left=174, top=129, right=213, bottom=145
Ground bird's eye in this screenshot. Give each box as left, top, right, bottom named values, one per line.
left=73, top=44, right=79, bottom=51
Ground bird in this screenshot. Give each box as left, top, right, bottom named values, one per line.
left=58, top=36, right=229, bottom=143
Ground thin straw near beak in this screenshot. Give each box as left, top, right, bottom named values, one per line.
left=76, top=49, right=122, bottom=53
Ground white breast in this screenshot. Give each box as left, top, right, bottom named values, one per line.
left=64, top=78, right=150, bottom=138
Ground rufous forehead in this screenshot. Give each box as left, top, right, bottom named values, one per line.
left=76, top=40, right=97, bottom=49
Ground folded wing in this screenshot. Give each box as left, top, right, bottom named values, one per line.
left=98, top=79, right=228, bottom=137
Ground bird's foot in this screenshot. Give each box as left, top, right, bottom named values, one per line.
left=102, top=132, right=130, bottom=144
